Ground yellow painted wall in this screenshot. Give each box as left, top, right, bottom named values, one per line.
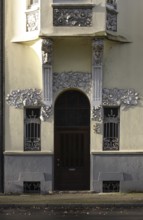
left=5, top=0, right=143, bottom=153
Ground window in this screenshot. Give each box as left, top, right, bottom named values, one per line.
left=103, top=181, right=120, bottom=192
left=103, top=107, right=120, bottom=151
left=24, top=108, right=41, bottom=151
left=23, top=181, right=41, bottom=193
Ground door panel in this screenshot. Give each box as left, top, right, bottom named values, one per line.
left=54, top=91, right=90, bottom=190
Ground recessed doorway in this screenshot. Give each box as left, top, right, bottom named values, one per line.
left=54, top=90, right=90, bottom=190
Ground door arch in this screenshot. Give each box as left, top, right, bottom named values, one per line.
left=54, top=90, right=90, bottom=190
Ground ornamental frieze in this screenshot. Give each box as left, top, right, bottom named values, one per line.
left=6, top=89, right=42, bottom=109
left=53, top=72, right=91, bottom=95
left=102, top=88, right=139, bottom=108
left=53, top=8, right=92, bottom=27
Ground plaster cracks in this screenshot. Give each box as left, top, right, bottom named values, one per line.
left=53, top=8, right=92, bottom=27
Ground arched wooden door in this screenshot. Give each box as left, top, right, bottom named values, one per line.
left=54, top=90, right=90, bottom=190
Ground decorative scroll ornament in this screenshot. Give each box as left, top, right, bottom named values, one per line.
left=92, top=39, right=104, bottom=66
left=103, top=138, right=119, bottom=151
left=93, top=123, right=102, bottom=134
left=40, top=105, right=52, bottom=121
left=92, top=105, right=102, bottom=122
left=26, top=9, right=39, bottom=32
left=103, top=88, right=139, bottom=108
left=42, top=39, right=53, bottom=65
left=53, top=72, right=91, bottom=95
left=53, top=8, right=92, bottom=27
left=6, top=89, right=53, bottom=121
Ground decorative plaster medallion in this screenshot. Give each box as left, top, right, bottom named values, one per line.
left=92, top=39, right=104, bottom=66
left=42, top=39, right=53, bottom=65
left=53, top=72, right=91, bottom=95
left=53, top=8, right=92, bottom=27
left=26, top=9, right=39, bottom=32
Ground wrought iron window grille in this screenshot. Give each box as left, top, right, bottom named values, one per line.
left=103, top=107, right=120, bottom=151
left=24, top=108, right=41, bottom=151
left=23, top=181, right=41, bottom=193
left=103, top=181, right=120, bottom=193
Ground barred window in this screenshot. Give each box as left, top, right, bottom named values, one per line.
left=103, top=107, right=120, bottom=151
left=24, top=108, right=41, bottom=151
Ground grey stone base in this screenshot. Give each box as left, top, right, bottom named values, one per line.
left=4, top=154, right=53, bottom=194
left=5, top=153, right=143, bottom=193
left=91, top=153, right=143, bottom=193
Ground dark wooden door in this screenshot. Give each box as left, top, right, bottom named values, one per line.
left=54, top=90, right=90, bottom=190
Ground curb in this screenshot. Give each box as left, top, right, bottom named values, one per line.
left=0, top=203, right=143, bottom=208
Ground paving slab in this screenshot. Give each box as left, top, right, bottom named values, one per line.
left=0, top=193, right=143, bottom=206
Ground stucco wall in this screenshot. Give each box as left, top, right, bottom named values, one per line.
left=5, top=0, right=143, bottom=153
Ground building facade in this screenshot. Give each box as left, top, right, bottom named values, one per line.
left=0, top=0, right=4, bottom=193
left=4, top=0, right=143, bottom=193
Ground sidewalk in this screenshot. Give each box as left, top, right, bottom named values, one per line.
left=0, top=192, right=143, bottom=207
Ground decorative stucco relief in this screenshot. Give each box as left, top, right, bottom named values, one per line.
left=53, top=8, right=92, bottom=27
left=107, top=0, right=117, bottom=10
left=6, top=89, right=42, bottom=109
left=40, top=105, right=52, bottom=121
left=26, top=9, right=39, bottom=32
left=92, top=105, right=102, bottom=122
left=103, top=88, right=139, bottom=108
left=92, top=88, right=139, bottom=134
left=6, top=89, right=52, bottom=121
left=92, top=39, right=104, bottom=66
left=106, top=10, right=117, bottom=32
left=106, top=0, right=117, bottom=32
left=93, top=123, right=102, bottom=134
left=42, top=39, right=53, bottom=65
left=53, top=72, right=91, bottom=95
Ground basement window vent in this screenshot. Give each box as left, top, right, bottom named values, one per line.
left=103, top=181, right=120, bottom=193
left=23, top=181, right=41, bottom=194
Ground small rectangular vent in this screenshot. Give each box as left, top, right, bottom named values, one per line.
left=23, top=181, right=40, bottom=193
left=103, top=181, right=120, bottom=193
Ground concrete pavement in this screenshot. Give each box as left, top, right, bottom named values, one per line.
left=0, top=192, right=143, bottom=206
